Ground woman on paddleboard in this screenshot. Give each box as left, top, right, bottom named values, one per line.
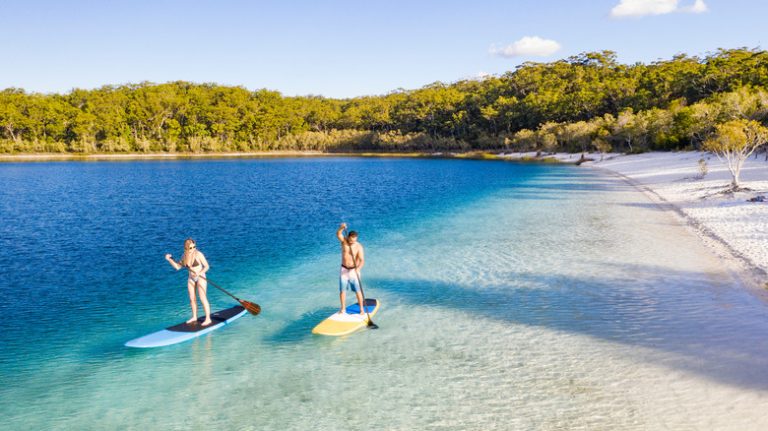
left=165, top=238, right=213, bottom=326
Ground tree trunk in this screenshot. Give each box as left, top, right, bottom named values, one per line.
left=5, top=124, right=18, bottom=142
left=729, top=159, right=741, bottom=190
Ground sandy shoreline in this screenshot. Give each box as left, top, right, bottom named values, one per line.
left=0, top=151, right=372, bottom=162
left=0, top=151, right=467, bottom=162
left=0, top=150, right=584, bottom=163
left=582, top=152, right=768, bottom=293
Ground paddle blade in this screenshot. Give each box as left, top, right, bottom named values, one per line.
left=366, top=318, right=378, bottom=329
left=240, top=300, right=261, bottom=315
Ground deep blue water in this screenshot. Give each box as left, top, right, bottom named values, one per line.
left=0, top=157, right=549, bottom=379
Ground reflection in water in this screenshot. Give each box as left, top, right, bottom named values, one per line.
left=190, top=334, right=215, bottom=382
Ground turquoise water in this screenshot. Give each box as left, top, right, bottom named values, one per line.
left=1, top=158, right=768, bottom=430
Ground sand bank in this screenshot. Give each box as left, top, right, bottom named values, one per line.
left=585, top=152, right=768, bottom=291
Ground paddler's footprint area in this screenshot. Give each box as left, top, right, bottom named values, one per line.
left=265, top=307, right=338, bottom=344
left=167, top=318, right=223, bottom=332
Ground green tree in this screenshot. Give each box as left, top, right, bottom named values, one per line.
left=703, top=119, right=768, bottom=189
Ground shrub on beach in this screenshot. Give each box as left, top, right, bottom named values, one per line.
left=697, top=158, right=708, bottom=179
left=703, top=119, right=768, bottom=189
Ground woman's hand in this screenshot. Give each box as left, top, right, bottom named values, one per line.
left=165, top=254, right=182, bottom=271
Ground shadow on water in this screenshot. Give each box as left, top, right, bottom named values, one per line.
left=617, top=200, right=758, bottom=213
left=366, top=263, right=768, bottom=391
left=265, top=307, right=339, bottom=344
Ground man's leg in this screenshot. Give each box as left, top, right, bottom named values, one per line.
left=339, top=275, right=347, bottom=313
left=352, top=274, right=365, bottom=314
left=355, top=288, right=365, bottom=315
left=339, top=291, right=347, bottom=313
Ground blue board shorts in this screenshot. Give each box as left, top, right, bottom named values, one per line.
left=339, top=266, right=360, bottom=293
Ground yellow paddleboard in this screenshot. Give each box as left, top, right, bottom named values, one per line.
left=312, top=299, right=380, bottom=336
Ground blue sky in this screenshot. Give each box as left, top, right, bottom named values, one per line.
left=0, top=0, right=764, bottom=98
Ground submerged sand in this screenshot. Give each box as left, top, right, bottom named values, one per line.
left=585, top=152, right=768, bottom=292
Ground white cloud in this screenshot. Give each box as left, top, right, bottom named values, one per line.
left=490, top=36, right=561, bottom=58
left=685, top=0, right=708, bottom=13
left=610, top=0, right=708, bottom=18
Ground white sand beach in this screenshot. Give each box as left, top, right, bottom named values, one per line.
left=585, top=152, right=768, bottom=291
left=500, top=150, right=768, bottom=291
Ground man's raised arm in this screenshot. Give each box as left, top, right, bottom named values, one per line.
left=336, top=223, right=347, bottom=243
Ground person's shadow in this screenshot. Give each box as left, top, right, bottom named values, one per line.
left=265, top=306, right=339, bottom=344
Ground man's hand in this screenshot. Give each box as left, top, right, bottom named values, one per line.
left=340, top=222, right=347, bottom=230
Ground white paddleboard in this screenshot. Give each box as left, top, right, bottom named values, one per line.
left=125, top=305, right=246, bottom=348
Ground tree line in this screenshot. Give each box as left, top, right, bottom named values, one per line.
left=1, top=48, right=767, bottom=154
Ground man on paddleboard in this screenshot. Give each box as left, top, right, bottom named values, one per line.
left=337, top=223, right=365, bottom=315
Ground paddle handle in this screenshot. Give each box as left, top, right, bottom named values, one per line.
left=176, top=257, right=240, bottom=302
left=199, top=275, right=240, bottom=302
left=177, top=263, right=260, bottom=315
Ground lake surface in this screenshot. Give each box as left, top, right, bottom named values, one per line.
left=1, top=157, right=767, bottom=430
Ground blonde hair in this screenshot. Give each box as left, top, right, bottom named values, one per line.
left=181, top=238, right=196, bottom=267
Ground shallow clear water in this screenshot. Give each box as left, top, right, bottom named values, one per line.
left=1, top=158, right=767, bottom=430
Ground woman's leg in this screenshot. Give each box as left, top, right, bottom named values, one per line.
left=197, top=279, right=213, bottom=326
left=186, top=278, right=198, bottom=324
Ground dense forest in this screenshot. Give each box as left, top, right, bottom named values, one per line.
left=1, top=48, right=767, bottom=154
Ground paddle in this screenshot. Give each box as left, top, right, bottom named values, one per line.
left=200, top=275, right=261, bottom=316
left=345, top=228, right=378, bottom=329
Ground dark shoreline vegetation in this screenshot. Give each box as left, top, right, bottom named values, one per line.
left=1, top=48, right=767, bottom=155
